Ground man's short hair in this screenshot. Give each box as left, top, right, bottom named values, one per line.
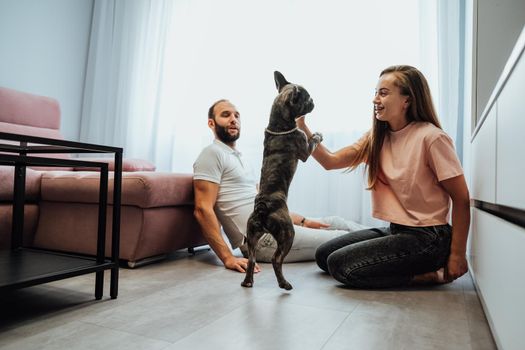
left=208, top=99, right=229, bottom=120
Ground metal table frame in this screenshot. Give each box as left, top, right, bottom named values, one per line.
left=0, top=132, right=122, bottom=299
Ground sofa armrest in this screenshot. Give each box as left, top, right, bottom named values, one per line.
left=72, top=158, right=156, bottom=172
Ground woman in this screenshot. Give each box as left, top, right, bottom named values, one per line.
left=297, top=65, right=470, bottom=288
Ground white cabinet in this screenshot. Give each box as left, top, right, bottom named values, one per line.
left=496, top=56, right=525, bottom=210
left=471, top=106, right=496, bottom=203
left=470, top=19, right=525, bottom=350
left=470, top=209, right=525, bottom=350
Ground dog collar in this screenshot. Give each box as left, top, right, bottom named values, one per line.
left=265, top=127, right=298, bottom=135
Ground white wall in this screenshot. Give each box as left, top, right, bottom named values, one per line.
left=0, top=0, right=93, bottom=140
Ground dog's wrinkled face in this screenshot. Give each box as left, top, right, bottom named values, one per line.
left=274, top=71, right=314, bottom=122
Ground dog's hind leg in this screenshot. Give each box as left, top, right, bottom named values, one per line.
left=272, top=229, right=294, bottom=290
left=241, top=217, right=265, bottom=288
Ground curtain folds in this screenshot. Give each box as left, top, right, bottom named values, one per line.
left=437, top=0, right=465, bottom=163
left=80, top=0, right=174, bottom=168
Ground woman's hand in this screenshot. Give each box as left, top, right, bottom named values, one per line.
left=445, top=253, right=468, bottom=281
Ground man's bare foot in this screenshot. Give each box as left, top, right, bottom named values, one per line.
left=411, top=268, right=450, bottom=285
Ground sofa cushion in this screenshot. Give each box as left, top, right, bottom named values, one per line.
left=0, top=87, right=60, bottom=129
left=0, top=166, right=42, bottom=201
left=0, top=87, right=73, bottom=171
left=72, top=158, right=156, bottom=172
left=0, top=121, right=73, bottom=170
left=0, top=121, right=63, bottom=140
left=40, top=171, right=195, bottom=208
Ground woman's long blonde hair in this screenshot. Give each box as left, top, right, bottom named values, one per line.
left=349, top=65, right=442, bottom=189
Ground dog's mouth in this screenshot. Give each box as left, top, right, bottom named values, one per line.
left=304, top=98, right=315, bottom=114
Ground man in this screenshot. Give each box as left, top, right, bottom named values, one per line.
left=193, top=99, right=366, bottom=273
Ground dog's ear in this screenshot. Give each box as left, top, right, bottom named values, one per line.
left=274, top=71, right=290, bottom=92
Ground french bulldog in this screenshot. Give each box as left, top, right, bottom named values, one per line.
left=241, top=71, right=322, bottom=290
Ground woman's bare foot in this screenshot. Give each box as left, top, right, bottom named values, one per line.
left=411, top=268, right=450, bottom=285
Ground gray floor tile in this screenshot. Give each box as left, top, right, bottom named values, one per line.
left=78, top=266, right=275, bottom=343
left=0, top=321, right=170, bottom=350
left=322, top=300, right=470, bottom=350
left=166, top=299, right=349, bottom=350
left=260, top=270, right=361, bottom=312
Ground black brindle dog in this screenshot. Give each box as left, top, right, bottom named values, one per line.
left=241, top=71, right=322, bottom=290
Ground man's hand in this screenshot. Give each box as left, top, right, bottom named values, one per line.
left=444, top=253, right=468, bottom=282
left=303, top=218, right=331, bottom=229
left=223, top=256, right=261, bottom=273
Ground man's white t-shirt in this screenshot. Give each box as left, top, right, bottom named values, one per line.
left=193, top=140, right=258, bottom=249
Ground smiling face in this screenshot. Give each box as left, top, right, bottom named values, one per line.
left=372, top=73, right=411, bottom=131
left=208, top=100, right=241, bottom=146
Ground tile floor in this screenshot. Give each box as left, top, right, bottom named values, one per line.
left=0, top=249, right=497, bottom=350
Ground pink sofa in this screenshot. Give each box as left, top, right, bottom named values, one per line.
left=0, top=86, right=207, bottom=267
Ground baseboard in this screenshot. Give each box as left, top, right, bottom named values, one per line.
left=472, top=200, right=525, bottom=229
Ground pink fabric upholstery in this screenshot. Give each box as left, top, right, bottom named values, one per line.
left=0, top=122, right=73, bottom=170
left=0, top=121, right=63, bottom=140
left=0, top=88, right=72, bottom=170
left=33, top=202, right=142, bottom=259
left=0, top=204, right=39, bottom=248
left=40, top=171, right=195, bottom=207
left=32, top=202, right=202, bottom=262
left=0, top=166, right=42, bottom=201
left=0, top=87, right=60, bottom=129
left=72, top=158, right=156, bottom=172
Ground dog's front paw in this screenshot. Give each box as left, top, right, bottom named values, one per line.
left=311, top=132, right=323, bottom=144
left=309, top=132, right=323, bottom=149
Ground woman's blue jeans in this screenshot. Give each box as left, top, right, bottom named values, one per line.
left=315, top=223, right=452, bottom=288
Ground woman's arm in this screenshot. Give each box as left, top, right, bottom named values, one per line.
left=296, top=116, right=360, bottom=170
left=440, top=174, right=471, bottom=281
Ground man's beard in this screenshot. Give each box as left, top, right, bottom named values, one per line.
left=215, top=124, right=240, bottom=143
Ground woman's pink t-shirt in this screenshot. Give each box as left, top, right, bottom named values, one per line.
left=354, top=122, right=463, bottom=226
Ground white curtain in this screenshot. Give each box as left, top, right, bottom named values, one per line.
left=81, top=0, right=447, bottom=226
left=437, top=0, right=465, bottom=163
left=80, top=0, right=174, bottom=169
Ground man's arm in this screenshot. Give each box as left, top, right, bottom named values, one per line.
left=193, top=179, right=260, bottom=273
left=289, top=212, right=330, bottom=229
